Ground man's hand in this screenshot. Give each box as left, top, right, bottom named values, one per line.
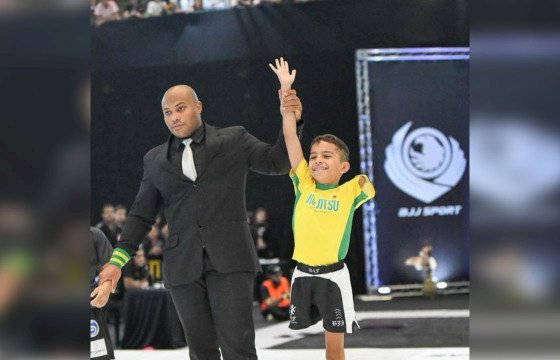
left=269, top=57, right=296, bottom=89
left=90, top=281, right=112, bottom=308
left=278, top=89, right=303, bottom=121
left=98, top=263, right=122, bottom=293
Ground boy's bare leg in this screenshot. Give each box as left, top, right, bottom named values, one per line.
left=325, top=331, right=345, bottom=360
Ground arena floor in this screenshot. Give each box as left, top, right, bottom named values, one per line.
left=114, top=294, right=469, bottom=359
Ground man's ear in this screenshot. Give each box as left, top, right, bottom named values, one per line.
left=196, top=101, right=203, bottom=114
left=340, top=161, right=350, bottom=174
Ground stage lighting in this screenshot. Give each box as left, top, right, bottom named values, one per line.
left=378, top=286, right=391, bottom=294
left=436, top=281, right=448, bottom=289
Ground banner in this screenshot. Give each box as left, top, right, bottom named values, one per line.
left=356, top=48, right=469, bottom=290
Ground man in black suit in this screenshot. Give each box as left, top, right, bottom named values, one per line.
left=96, top=84, right=302, bottom=359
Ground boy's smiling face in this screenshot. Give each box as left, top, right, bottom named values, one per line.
left=309, top=141, right=350, bottom=185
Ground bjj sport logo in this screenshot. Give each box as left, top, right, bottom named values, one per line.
left=384, top=122, right=466, bottom=204
left=90, top=320, right=100, bottom=338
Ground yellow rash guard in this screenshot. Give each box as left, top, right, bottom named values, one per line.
left=290, top=159, right=375, bottom=266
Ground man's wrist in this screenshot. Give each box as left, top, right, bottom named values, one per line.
left=109, top=248, right=131, bottom=268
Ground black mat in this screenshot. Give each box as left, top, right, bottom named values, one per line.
left=270, top=317, right=468, bottom=349
left=254, top=294, right=469, bottom=348
left=354, top=294, right=469, bottom=312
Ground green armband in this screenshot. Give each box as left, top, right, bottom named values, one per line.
left=109, top=248, right=131, bottom=268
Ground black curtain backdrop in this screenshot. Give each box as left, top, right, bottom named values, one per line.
left=92, top=0, right=468, bottom=293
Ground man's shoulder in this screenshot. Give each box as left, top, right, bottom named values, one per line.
left=143, top=142, right=168, bottom=161
left=90, top=226, right=104, bottom=239
left=90, top=226, right=110, bottom=245
left=209, top=124, right=246, bottom=137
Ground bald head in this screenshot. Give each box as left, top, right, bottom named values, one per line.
left=162, top=85, right=199, bottom=107
left=161, top=84, right=203, bottom=138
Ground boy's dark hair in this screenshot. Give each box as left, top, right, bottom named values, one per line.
left=310, top=134, right=350, bottom=162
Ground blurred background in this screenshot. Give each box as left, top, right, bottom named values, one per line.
left=470, top=1, right=560, bottom=355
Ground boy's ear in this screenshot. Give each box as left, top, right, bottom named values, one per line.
left=340, top=161, right=350, bottom=174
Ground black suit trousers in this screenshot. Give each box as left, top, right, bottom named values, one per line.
left=169, top=250, right=258, bottom=360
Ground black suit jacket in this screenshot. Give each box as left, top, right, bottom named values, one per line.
left=119, top=122, right=297, bottom=287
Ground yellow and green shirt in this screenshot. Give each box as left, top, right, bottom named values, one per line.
left=290, top=159, right=375, bottom=266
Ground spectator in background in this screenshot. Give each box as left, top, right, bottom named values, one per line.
left=142, top=225, right=164, bottom=257
left=191, top=0, right=204, bottom=11
left=160, top=223, right=169, bottom=242
left=145, top=0, right=166, bottom=16
left=157, top=0, right=200, bottom=13
left=94, top=0, right=121, bottom=26
left=251, top=207, right=267, bottom=257
left=251, top=207, right=277, bottom=259
left=164, top=0, right=178, bottom=13
left=260, top=266, right=290, bottom=321
left=204, top=0, right=227, bottom=9
left=152, top=223, right=167, bottom=283
left=234, top=0, right=253, bottom=6
left=405, top=241, right=438, bottom=279
left=122, top=248, right=152, bottom=289
left=154, top=214, right=162, bottom=229
left=122, top=0, right=144, bottom=18
left=405, top=241, right=438, bottom=298
left=234, top=0, right=283, bottom=5
left=114, top=204, right=127, bottom=232
left=96, top=204, right=119, bottom=248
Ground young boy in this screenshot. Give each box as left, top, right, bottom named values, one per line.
left=90, top=227, right=116, bottom=360
left=269, top=58, right=375, bottom=360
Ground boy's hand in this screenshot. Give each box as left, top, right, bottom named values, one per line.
left=90, top=281, right=112, bottom=308
left=269, top=57, right=296, bottom=88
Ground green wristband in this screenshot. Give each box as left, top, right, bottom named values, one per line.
left=109, top=248, right=131, bottom=268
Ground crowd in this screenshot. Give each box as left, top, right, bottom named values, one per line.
left=92, top=0, right=318, bottom=26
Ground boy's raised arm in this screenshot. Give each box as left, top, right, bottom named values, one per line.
left=269, top=57, right=304, bottom=171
